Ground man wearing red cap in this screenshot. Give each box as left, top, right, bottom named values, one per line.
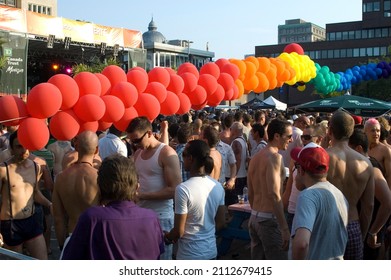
left=290, top=143, right=349, bottom=259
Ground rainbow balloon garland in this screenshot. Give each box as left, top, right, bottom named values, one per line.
left=0, top=43, right=389, bottom=150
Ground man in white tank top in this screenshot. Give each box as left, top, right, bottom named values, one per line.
left=126, top=117, right=182, bottom=260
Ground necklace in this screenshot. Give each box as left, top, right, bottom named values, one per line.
left=76, top=161, right=93, bottom=167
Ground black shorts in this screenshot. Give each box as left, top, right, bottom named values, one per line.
left=0, top=213, right=44, bottom=247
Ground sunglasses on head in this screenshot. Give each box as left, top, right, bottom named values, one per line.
left=132, top=131, right=148, bottom=144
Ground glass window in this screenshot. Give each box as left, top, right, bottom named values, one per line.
left=382, top=28, right=389, bottom=37
left=340, top=49, right=347, bottom=58
left=355, top=30, right=362, bottom=39
left=381, top=46, right=388, bottom=56
left=33, top=4, right=37, bottom=12
left=328, top=50, right=334, bottom=58
left=28, top=3, right=32, bottom=10
left=385, top=1, right=391, bottom=11
left=353, top=48, right=360, bottom=57
left=47, top=8, right=51, bottom=15
left=342, top=31, right=349, bottom=40
left=368, top=29, right=375, bottom=38
left=38, top=6, right=42, bottom=13
left=43, top=6, right=47, bottom=14
left=362, top=29, right=368, bottom=39
left=373, top=47, right=380, bottom=56
left=366, top=48, right=373, bottom=56
left=375, top=28, right=382, bottom=38
left=360, top=48, right=366, bottom=57
left=6, top=0, right=15, bottom=6
left=374, top=1, right=380, bottom=11
left=348, top=31, right=355, bottom=39
left=347, top=48, right=353, bottom=58
left=336, top=32, right=342, bottom=40
left=329, top=32, right=335, bottom=41
left=334, top=49, right=340, bottom=58
left=321, top=50, right=328, bottom=59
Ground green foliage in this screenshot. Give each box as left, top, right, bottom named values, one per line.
left=72, top=56, right=120, bottom=75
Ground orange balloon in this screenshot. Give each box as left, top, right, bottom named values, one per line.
left=257, top=57, right=271, bottom=73
left=229, top=59, right=246, bottom=80
left=243, top=75, right=259, bottom=91
left=234, top=79, right=244, bottom=97
left=244, top=61, right=257, bottom=78
left=254, top=72, right=270, bottom=93
left=245, top=56, right=259, bottom=70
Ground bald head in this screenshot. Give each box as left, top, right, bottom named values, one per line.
left=76, top=130, right=99, bottom=156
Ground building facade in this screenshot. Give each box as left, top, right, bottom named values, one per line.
left=278, top=19, right=325, bottom=44
left=0, top=0, right=57, bottom=15
left=142, top=18, right=214, bottom=71
left=255, top=0, right=391, bottom=106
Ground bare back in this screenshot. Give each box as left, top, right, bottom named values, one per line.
left=210, top=149, right=222, bottom=180
left=47, top=141, right=72, bottom=176
left=52, top=163, right=99, bottom=232
left=248, top=146, right=285, bottom=213
left=327, top=145, right=374, bottom=221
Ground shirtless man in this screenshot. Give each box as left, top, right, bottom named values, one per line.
left=62, top=136, right=102, bottom=170
left=0, top=131, right=52, bottom=259
left=247, top=118, right=292, bottom=259
left=47, top=140, right=72, bottom=177
left=126, top=116, right=182, bottom=260
left=201, top=125, right=222, bottom=180
left=365, top=118, right=391, bottom=187
left=327, top=111, right=374, bottom=260
left=52, top=130, right=100, bottom=252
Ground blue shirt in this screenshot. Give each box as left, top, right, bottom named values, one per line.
left=62, top=201, right=164, bottom=260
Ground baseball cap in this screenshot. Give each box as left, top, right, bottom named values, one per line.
left=292, top=114, right=299, bottom=121
left=290, top=142, right=329, bottom=174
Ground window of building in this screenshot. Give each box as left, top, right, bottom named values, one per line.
left=381, top=28, right=389, bottom=37
left=336, top=32, right=342, bottom=40
left=373, top=47, right=380, bottom=56
left=334, top=49, right=340, bottom=58
left=385, top=0, right=391, bottom=10
left=342, top=31, right=349, bottom=40
left=346, top=48, right=353, bottom=58
left=355, top=30, right=361, bottom=39
left=348, top=31, right=355, bottom=39
left=28, top=3, right=32, bottom=10
left=328, top=49, right=334, bottom=59
left=38, top=6, right=42, bottom=13
left=374, top=1, right=380, bottom=11
left=5, top=0, right=15, bottom=6
left=360, top=48, right=367, bottom=57
left=321, top=50, right=327, bottom=59
left=47, top=7, right=51, bottom=15
left=366, top=48, right=373, bottom=57
left=43, top=6, right=47, bottom=14
left=353, top=48, right=360, bottom=57
left=32, top=4, right=37, bottom=12
left=380, top=46, right=388, bottom=56
left=362, top=29, right=368, bottom=39
left=328, top=32, right=335, bottom=41
left=368, top=29, right=375, bottom=38
left=340, top=49, right=347, bottom=58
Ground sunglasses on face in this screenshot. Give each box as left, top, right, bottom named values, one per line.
left=132, top=131, right=148, bottom=144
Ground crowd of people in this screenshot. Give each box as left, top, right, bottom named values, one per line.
left=0, top=106, right=390, bottom=260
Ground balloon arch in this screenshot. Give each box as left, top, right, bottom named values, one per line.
left=1, top=43, right=390, bottom=150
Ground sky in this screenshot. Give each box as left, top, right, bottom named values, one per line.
left=57, top=0, right=363, bottom=60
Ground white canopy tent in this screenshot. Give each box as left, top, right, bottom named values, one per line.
left=263, top=96, right=287, bottom=111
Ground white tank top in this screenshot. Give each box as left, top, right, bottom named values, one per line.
left=135, top=143, right=173, bottom=219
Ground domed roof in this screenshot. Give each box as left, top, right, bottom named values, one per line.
left=143, top=18, right=166, bottom=44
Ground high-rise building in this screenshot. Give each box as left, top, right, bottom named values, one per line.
left=255, top=0, right=391, bottom=105
left=0, top=0, right=57, bottom=16
left=278, top=19, right=326, bottom=44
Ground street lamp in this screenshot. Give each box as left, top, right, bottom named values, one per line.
left=187, top=40, right=193, bottom=62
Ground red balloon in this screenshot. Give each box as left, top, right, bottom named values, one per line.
left=127, top=69, right=148, bottom=93
left=18, top=117, right=49, bottom=151
left=73, top=94, right=106, bottom=122
left=94, top=73, right=112, bottom=96
left=191, top=99, right=207, bottom=111
left=130, top=66, right=148, bottom=75
left=221, top=63, right=240, bottom=80
left=0, top=96, right=29, bottom=126
left=110, top=82, right=138, bottom=108
left=215, top=58, right=230, bottom=69
left=114, top=106, right=138, bottom=132
left=176, top=93, right=191, bottom=115
left=144, top=82, right=167, bottom=103
left=218, top=73, right=235, bottom=91
left=98, top=120, right=112, bottom=131
left=49, top=110, right=80, bottom=140
left=165, top=67, right=176, bottom=75
left=27, top=83, right=62, bottom=119
left=200, top=62, right=220, bottom=79
left=180, top=72, right=198, bottom=93
left=207, top=84, right=225, bottom=107
left=100, top=95, right=125, bottom=123
left=160, top=91, right=180, bottom=116
left=148, top=67, right=170, bottom=88
left=167, top=74, right=184, bottom=94
left=231, top=84, right=240, bottom=100
left=79, top=121, right=99, bottom=133
left=224, top=88, right=234, bottom=100
left=48, top=74, right=79, bottom=110
left=134, top=93, right=161, bottom=122
left=102, top=65, right=127, bottom=87
left=177, top=62, right=199, bottom=79
left=283, top=43, right=304, bottom=55
left=186, top=85, right=207, bottom=106
left=74, top=72, right=101, bottom=96
left=198, top=74, right=218, bottom=96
